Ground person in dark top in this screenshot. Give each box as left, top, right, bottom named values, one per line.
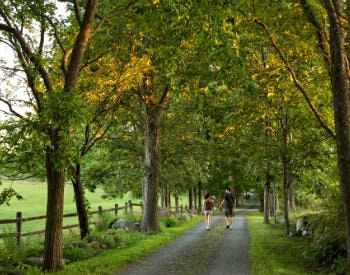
left=203, top=192, right=214, bottom=230
left=220, top=187, right=236, bottom=229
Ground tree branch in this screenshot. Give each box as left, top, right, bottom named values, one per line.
left=73, top=0, right=83, bottom=26
left=11, top=40, right=42, bottom=111
left=300, top=0, right=331, bottom=69
left=254, top=18, right=336, bottom=140
left=64, top=0, right=98, bottom=91
left=0, top=23, right=53, bottom=92
left=83, top=122, right=112, bottom=155
left=158, top=84, right=170, bottom=107
left=0, top=97, right=23, bottom=118
left=38, top=22, right=45, bottom=55
left=80, top=50, right=109, bottom=72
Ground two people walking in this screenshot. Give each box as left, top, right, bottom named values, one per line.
left=203, top=187, right=236, bottom=230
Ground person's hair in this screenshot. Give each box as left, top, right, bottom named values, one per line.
left=204, top=192, right=211, bottom=199
left=226, top=187, right=232, bottom=192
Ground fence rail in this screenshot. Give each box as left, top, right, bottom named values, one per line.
left=0, top=200, right=192, bottom=245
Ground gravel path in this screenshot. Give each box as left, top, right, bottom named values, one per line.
left=116, top=209, right=251, bottom=275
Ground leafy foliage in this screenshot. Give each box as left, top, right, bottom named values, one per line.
left=0, top=182, right=23, bottom=206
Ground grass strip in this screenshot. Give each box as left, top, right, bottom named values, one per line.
left=247, top=211, right=326, bottom=275
left=26, top=216, right=202, bottom=275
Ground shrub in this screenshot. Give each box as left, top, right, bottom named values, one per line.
left=307, top=236, right=346, bottom=267
left=0, top=233, right=43, bottom=272
left=95, top=213, right=115, bottom=231
left=123, top=213, right=142, bottom=223
left=161, top=215, right=179, bottom=228
left=331, top=256, right=349, bottom=275
left=305, top=210, right=347, bottom=273
left=175, top=213, right=190, bottom=223
left=101, top=231, right=127, bottom=248
left=63, top=246, right=96, bottom=262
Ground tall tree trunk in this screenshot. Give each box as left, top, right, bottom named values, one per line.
left=163, top=182, right=168, bottom=208
left=269, top=188, right=274, bottom=216
left=72, top=163, right=90, bottom=239
left=160, top=181, right=165, bottom=208
left=194, top=186, right=197, bottom=210
left=175, top=193, right=179, bottom=213
left=259, top=191, right=264, bottom=212
left=282, top=156, right=290, bottom=235
left=274, top=186, right=279, bottom=224
left=263, top=184, right=270, bottom=224
left=288, top=183, right=296, bottom=211
left=198, top=182, right=202, bottom=210
left=167, top=186, right=171, bottom=210
left=263, top=162, right=271, bottom=224
left=264, top=115, right=271, bottom=223
left=188, top=188, right=193, bottom=210
left=269, top=192, right=274, bottom=215
left=326, top=0, right=350, bottom=264
left=43, top=133, right=65, bottom=271
left=42, top=1, right=97, bottom=270
left=165, top=183, right=168, bottom=208
left=141, top=104, right=160, bottom=233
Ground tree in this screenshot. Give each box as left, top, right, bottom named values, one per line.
left=324, top=0, right=350, bottom=265
left=0, top=0, right=98, bottom=270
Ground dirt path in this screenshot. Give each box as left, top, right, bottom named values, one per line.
left=116, top=209, right=252, bottom=275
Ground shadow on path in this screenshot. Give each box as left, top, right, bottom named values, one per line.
left=116, top=209, right=253, bottom=275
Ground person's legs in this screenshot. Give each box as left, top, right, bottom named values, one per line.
left=229, top=208, right=234, bottom=228
left=224, top=209, right=230, bottom=228
left=208, top=213, right=211, bottom=229
left=204, top=211, right=210, bottom=229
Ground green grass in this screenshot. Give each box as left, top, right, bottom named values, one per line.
left=248, top=212, right=326, bottom=275
left=25, top=216, right=202, bottom=275
left=0, top=180, right=139, bottom=234
left=0, top=180, right=191, bottom=234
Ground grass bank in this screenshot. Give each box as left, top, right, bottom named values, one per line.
left=25, top=215, right=202, bottom=275
left=248, top=211, right=326, bottom=275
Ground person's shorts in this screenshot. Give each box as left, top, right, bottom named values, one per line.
left=204, top=210, right=212, bottom=216
left=225, top=208, right=234, bottom=217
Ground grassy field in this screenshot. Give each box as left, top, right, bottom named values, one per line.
left=247, top=212, right=326, bottom=275
left=0, top=180, right=190, bottom=234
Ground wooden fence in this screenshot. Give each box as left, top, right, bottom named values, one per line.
left=0, top=200, right=191, bottom=245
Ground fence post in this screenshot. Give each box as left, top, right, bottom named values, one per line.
left=98, top=206, right=103, bottom=218
left=16, top=212, right=22, bottom=246
left=125, top=202, right=128, bottom=214
left=140, top=201, right=143, bottom=214
left=115, top=204, right=119, bottom=216
left=180, top=205, right=183, bottom=213
left=128, top=200, right=133, bottom=214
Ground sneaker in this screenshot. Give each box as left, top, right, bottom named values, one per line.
left=229, top=225, right=233, bottom=229
left=226, top=225, right=230, bottom=229
left=206, top=228, right=210, bottom=230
